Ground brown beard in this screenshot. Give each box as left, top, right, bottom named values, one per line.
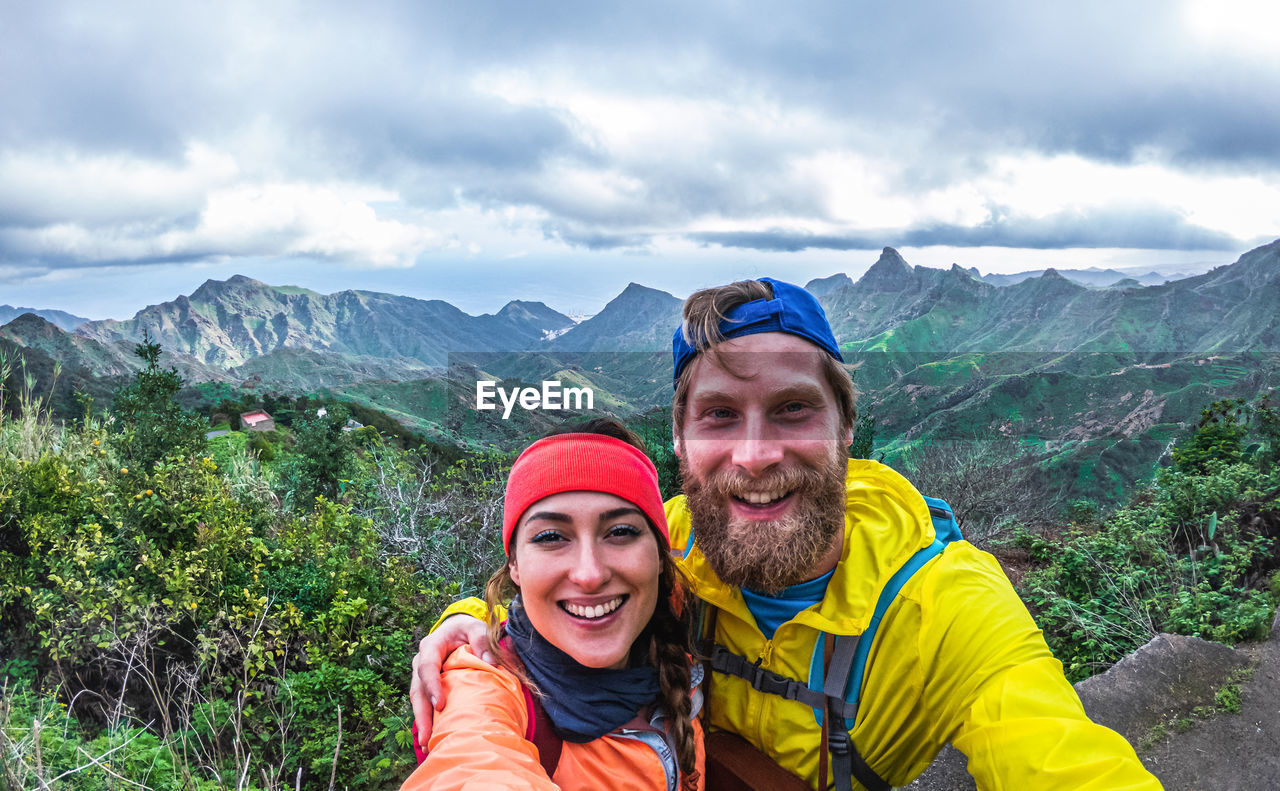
left=680, top=449, right=847, bottom=594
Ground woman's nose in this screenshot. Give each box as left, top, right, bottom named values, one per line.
left=567, top=542, right=611, bottom=590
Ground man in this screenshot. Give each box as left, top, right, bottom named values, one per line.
left=412, top=278, right=1161, bottom=790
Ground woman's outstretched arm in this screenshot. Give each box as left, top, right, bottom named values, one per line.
left=401, top=646, right=556, bottom=791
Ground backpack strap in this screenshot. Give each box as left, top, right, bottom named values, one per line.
left=521, top=682, right=563, bottom=779
left=499, top=633, right=564, bottom=779
left=922, top=496, right=963, bottom=543
left=840, top=538, right=948, bottom=713
left=698, top=600, right=718, bottom=726
left=707, top=644, right=856, bottom=719
left=821, top=634, right=888, bottom=791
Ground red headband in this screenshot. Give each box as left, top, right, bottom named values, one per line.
left=502, top=433, right=670, bottom=554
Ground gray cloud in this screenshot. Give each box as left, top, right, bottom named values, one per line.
left=1, top=0, right=1277, bottom=272
left=689, top=231, right=879, bottom=253
left=690, top=207, right=1245, bottom=253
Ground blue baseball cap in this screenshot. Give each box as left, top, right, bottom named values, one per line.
left=671, top=277, right=844, bottom=387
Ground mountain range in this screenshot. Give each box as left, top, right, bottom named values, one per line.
left=74, top=275, right=577, bottom=368
left=4, top=240, right=1278, bottom=499
left=0, top=305, right=88, bottom=332
left=976, top=267, right=1177, bottom=288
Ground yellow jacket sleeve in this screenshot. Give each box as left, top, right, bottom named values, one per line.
left=429, top=597, right=506, bottom=633
left=920, top=547, right=1161, bottom=790
left=400, top=648, right=557, bottom=791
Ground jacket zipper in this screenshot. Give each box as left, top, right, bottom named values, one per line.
left=752, top=638, right=775, bottom=746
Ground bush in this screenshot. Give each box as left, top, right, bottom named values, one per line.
left=350, top=435, right=509, bottom=599
left=276, top=405, right=357, bottom=509
left=0, top=406, right=453, bottom=789
left=901, top=436, right=1060, bottom=545
left=1019, top=457, right=1279, bottom=681
left=109, top=335, right=207, bottom=473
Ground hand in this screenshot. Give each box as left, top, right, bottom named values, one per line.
left=410, top=615, right=492, bottom=748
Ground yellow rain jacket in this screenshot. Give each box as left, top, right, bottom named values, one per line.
left=669, top=459, right=1160, bottom=790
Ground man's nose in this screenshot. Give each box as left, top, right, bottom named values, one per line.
left=568, top=542, right=610, bottom=589
left=730, top=415, right=784, bottom=476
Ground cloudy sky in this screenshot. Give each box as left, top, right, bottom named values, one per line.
left=2, top=1, right=1278, bottom=320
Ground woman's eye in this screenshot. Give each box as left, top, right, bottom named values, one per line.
left=530, top=530, right=566, bottom=544
left=607, top=524, right=642, bottom=539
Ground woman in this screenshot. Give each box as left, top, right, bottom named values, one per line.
left=401, top=419, right=703, bottom=791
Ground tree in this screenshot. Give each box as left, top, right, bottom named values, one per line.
left=849, top=411, right=879, bottom=461
left=630, top=408, right=682, bottom=500
left=1171, top=398, right=1250, bottom=475
left=109, top=332, right=207, bottom=472
left=279, top=404, right=357, bottom=508
left=900, top=436, right=1060, bottom=545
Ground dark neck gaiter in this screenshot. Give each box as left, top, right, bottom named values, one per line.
left=504, top=599, right=661, bottom=743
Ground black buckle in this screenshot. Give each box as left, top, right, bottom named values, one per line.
left=755, top=669, right=793, bottom=698
left=827, top=723, right=851, bottom=756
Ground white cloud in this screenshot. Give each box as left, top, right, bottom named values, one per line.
left=194, top=183, right=437, bottom=267
left=2, top=178, right=440, bottom=269
left=979, top=153, right=1280, bottom=240
left=790, top=151, right=989, bottom=229
left=0, top=143, right=239, bottom=226
left=1182, top=0, right=1280, bottom=58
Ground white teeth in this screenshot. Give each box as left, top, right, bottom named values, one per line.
left=565, top=596, right=624, bottom=619
left=740, top=490, right=787, bottom=505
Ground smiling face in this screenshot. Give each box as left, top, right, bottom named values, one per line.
left=675, top=332, right=852, bottom=592
left=508, top=490, right=662, bottom=670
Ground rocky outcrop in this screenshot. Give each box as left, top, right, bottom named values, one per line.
left=908, top=619, right=1280, bottom=790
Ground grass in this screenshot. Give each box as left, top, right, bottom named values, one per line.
left=1135, top=667, right=1255, bottom=752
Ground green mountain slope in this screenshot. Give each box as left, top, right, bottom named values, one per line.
left=1, top=313, right=223, bottom=382
left=822, top=240, right=1280, bottom=499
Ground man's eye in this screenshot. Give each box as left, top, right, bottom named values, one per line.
left=709, top=407, right=734, bottom=419
left=782, top=402, right=806, bottom=413
left=530, top=530, right=565, bottom=544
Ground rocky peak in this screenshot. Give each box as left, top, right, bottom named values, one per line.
left=190, top=275, right=268, bottom=302
left=491, top=300, right=574, bottom=338
left=610, top=282, right=679, bottom=310
left=0, top=312, right=61, bottom=337
left=855, top=247, right=915, bottom=290
left=804, top=273, right=854, bottom=297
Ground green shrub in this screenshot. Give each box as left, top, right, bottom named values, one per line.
left=1019, top=457, right=1279, bottom=681
left=276, top=406, right=357, bottom=509
left=0, top=403, right=456, bottom=788
left=109, top=335, right=208, bottom=473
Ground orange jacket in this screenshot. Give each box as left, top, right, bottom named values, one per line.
left=401, top=647, right=705, bottom=791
